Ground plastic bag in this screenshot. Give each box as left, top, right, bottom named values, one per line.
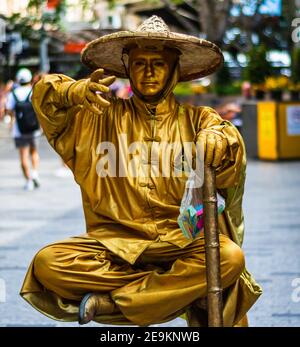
left=177, top=170, right=225, bottom=240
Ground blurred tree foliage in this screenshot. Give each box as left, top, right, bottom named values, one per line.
left=243, top=44, right=273, bottom=85
left=5, top=0, right=67, bottom=41
left=169, top=0, right=295, bottom=62
left=210, top=61, right=241, bottom=96
left=213, top=61, right=234, bottom=96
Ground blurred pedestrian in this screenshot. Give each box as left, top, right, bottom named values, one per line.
left=216, top=102, right=242, bottom=132
left=6, top=68, right=41, bottom=191
left=116, top=82, right=133, bottom=99
left=241, top=81, right=252, bottom=100
left=0, top=81, right=5, bottom=121
left=0, top=80, right=14, bottom=122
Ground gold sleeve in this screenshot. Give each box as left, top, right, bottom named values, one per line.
left=31, top=74, right=92, bottom=171
left=196, top=106, right=246, bottom=189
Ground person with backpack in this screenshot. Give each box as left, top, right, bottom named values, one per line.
left=6, top=68, right=41, bottom=191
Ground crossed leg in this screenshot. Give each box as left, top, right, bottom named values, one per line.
left=33, top=234, right=245, bottom=326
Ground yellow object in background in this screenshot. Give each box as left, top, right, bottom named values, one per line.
left=257, top=101, right=300, bottom=160
left=278, top=103, right=300, bottom=158
left=257, top=102, right=278, bottom=160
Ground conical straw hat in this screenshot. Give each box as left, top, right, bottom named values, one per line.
left=81, top=16, right=223, bottom=82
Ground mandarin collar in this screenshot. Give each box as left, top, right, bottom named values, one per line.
left=131, top=93, right=178, bottom=117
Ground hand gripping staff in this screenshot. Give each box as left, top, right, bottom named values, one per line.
left=178, top=106, right=223, bottom=327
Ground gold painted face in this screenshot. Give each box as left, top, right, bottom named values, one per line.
left=129, top=48, right=175, bottom=96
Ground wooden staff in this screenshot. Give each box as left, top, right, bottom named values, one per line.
left=203, top=165, right=223, bottom=327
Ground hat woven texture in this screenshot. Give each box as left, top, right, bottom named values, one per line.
left=81, top=16, right=224, bottom=82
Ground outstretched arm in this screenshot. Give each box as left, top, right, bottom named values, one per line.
left=31, top=69, right=115, bottom=166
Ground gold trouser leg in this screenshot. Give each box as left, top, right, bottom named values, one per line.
left=111, top=235, right=245, bottom=325
left=31, top=234, right=244, bottom=326
left=234, top=314, right=249, bottom=327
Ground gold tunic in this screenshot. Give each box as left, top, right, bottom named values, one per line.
left=20, top=74, right=262, bottom=326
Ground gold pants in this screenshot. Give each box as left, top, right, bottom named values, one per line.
left=29, top=234, right=245, bottom=326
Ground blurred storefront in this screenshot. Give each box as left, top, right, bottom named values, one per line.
left=0, top=0, right=142, bottom=80
left=242, top=100, right=300, bottom=160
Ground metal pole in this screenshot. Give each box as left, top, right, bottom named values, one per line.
left=203, top=166, right=223, bottom=327
left=40, top=33, right=50, bottom=73
left=40, top=4, right=50, bottom=73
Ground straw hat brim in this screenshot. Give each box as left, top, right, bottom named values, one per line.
left=81, top=31, right=223, bottom=82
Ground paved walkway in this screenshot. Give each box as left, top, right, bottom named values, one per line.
left=0, top=122, right=299, bottom=327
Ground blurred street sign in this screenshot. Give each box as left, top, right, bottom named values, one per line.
left=64, top=42, right=86, bottom=53
left=46, top=0, right=61, bottom=12
left=287, top=106, right=300, bottom=136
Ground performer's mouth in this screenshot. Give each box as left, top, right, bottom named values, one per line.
left=142, top=81, right=158, bottom=85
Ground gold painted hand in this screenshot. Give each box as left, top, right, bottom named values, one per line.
left=66, top=68, right=116, bottom=115
left=198, top=129, right=228, bottom=168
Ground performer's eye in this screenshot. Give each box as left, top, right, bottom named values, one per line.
left=154, top=61, right=165, bottom=67
left=133, top=61, right=145, bottom=67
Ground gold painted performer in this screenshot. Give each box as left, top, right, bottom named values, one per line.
left=20, top=16, right=262, bottom=327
